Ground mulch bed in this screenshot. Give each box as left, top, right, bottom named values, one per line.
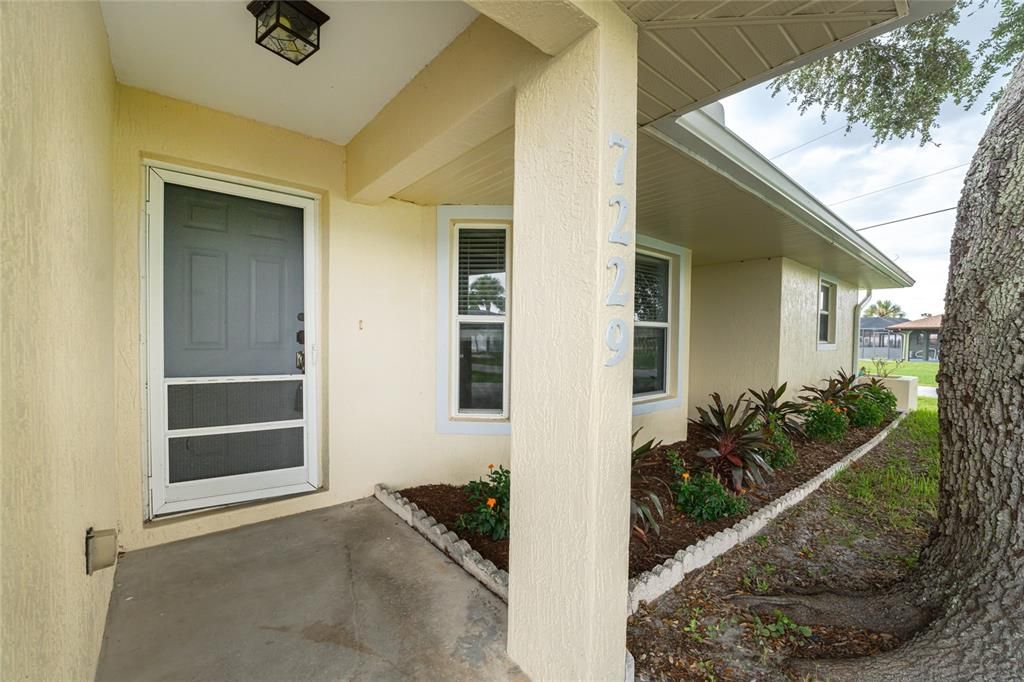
left=627, top=415, right=932, bottom=679
left=400, top=422, right=888, bottom=578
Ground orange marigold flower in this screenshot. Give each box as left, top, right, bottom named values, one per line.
left=826, top=400, right=833, bottom=405
left=488, top=463, right=495, bottom=470
left=834, top=407, right=841, bottom=414
left=682, top=472, right=691, bottom=481
left=486, top=497, right=497, bottom=508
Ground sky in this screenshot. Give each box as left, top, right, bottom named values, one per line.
left=720, top=2, right=1008, bottom=320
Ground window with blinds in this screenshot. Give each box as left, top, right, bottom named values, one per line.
left=634, top=252, right=670, bottom=397
left=454, top=226, right=509, bottom=416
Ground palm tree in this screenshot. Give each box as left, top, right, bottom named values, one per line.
left=865, top=299, right=905, bottom=318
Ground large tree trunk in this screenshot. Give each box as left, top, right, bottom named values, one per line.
left=792, top=59, right=1024, bottom=682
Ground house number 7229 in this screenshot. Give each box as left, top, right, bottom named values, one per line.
left=604, top=132, right=632, bottom=367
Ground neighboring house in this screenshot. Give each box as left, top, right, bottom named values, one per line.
left=3, top=1, right=944, bottom=679
left=860, top=316, right=910, bottom=360
left=889, top=314, right=944, bottom=361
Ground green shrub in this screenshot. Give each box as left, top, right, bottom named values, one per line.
left=850, top=394, right=885, bottom=427
left=804, top=400, right=850, bottom=442
left=859, top=379, right=898, bottom=420
left=672, top=471, right=748, bottom=522
left=763, top=418, right=797, bottom=468
left=456, top=465, right=510, bottom=540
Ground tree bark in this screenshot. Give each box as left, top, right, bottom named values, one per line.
left=792, top=59, right=1024, bottom=681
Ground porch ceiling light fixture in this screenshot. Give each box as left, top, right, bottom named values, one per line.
left=246, top=1, right=330, bottom=65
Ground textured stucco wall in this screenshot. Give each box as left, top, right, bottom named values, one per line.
left=777, top=258, right=858, bottom=392
left=507, top=2, right=636, bottom=678
left=1, top=3, right=117, bottom=679
left=688, top=259, right=782, bottom=413
left=112, top=87, right=508, bottom=549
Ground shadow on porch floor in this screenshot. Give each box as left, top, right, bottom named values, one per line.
left=97, top=497, right=523, bottom=681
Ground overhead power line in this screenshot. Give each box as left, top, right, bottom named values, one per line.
left=855, top=206, right=957, bottom=232
left=829, top=162, right=970, bottom=207
left=769, top=126, right=845, bottom=160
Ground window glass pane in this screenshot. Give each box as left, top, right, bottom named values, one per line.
left=819, top=283, right=831, bottom=313
left=458, top=323, right=504, bottom=412
left=633, top=326, right=667, bottom=396
left=635, top=254, right=669, bottom=323
left=458, top=229, right=506, bottom=316
left=819, top=312, right=830, bottom=342
left=168, top=427, right=303, bottom=483
left=167, top=380, right=302, bottom=430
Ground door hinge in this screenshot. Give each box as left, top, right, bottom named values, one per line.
left=145, top=200, right=152, bottom=216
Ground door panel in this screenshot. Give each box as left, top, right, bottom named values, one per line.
left=164, top=184, right=303, bottom=378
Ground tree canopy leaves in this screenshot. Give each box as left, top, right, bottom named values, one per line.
left=770, top=0, right=1023, bottom=145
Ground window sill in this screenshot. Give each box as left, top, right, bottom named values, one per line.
left=818, top=342, right=838, bottom=351
left=437, top=415, right=510, bottom=436
left=632, top=393, right=682, bottom=416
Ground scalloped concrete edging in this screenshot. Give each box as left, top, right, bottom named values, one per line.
left=374, top=484, right=509, bottom=602
left=627, top=412, right=908, bottom=614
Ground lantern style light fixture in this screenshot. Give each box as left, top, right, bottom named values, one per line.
left=246, top=1, right=330, bottom=65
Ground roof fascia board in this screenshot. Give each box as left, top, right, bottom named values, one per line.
left=645, top=110, right=914, bottom=288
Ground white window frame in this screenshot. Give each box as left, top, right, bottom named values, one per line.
left=450, top=223, right=511, bottom=420
left=632, top=235, right=688, bottom=416
left=142, top=161, right=321, bottom=518
left=818, top=275, right=838, bottom=349
left=435, top=206, right=513, bottom=435
left=633, top=248, right=673, bottom=402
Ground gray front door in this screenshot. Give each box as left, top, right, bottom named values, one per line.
left=148, top=168, right=318, bottom=515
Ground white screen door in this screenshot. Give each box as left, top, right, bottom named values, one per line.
left=145, top=166, right=319, bottom=516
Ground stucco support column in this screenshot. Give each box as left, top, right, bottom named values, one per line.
left=902, top=330, right=911, bottom=361
left=507, top=3, right=637, bottom=680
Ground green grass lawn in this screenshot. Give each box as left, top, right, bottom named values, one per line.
left=860, top=359, right=939, bottom=388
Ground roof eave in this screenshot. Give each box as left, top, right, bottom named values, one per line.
left=646, top=109, right=915, bottom=289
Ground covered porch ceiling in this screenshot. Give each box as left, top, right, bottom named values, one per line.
left=395, top=108, right=912, bottom=290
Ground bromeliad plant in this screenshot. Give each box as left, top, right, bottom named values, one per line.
left=688, top=393, right=772, bottom=492
left=630, top=429, right=667, bottom=540
left=456, top=464, right=510, bottom=541
left=747, top=383, right=806, bottom=441
left=800, top=368, right=860, bottom=408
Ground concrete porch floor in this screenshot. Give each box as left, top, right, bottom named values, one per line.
left=97, top=497, right=523, bottom=681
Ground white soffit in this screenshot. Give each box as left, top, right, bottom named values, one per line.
left=639, top=111, right=914, bottom=289
left=618, top=0, right=926, bottom=124
left=100, top=1, right=479, bottom=145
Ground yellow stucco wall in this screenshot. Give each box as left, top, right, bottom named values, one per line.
left=776, top=257, right=858, bottom=393
left=112, top=87, right=508, bottom=549
left=688, top=257, right=859, bottom=413
left=688, top=259, right=783, bottom=412
left=1, top=3, right=118, bottom=679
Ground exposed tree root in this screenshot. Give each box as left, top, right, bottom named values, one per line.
left=730, top=589, right=936, bottom=639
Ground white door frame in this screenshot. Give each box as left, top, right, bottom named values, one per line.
left=143, top=163, right=321, bottom=517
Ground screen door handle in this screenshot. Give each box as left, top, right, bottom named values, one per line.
left=296, top=351, right=305, bottom=373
